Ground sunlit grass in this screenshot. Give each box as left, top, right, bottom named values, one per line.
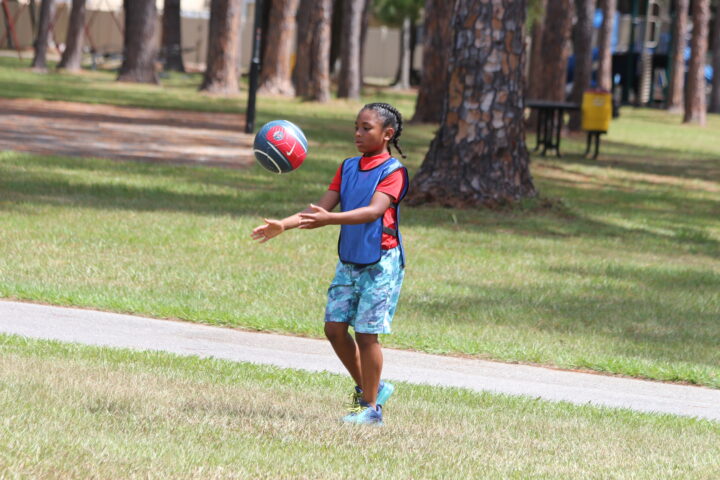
left=2, top=334, right=719, bottom=479
left=0, top=55, right=719, bottom=387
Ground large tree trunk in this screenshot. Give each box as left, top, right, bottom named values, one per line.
left=708, top=1, right=720, bottom=114
left=161, top=0, right=185, bottom=72
left=117, top=0, right=159, bottom=83
left=412, top=0, right=454, bottom=123
left=293, top=0, right=333, bottom=101
left=569, top=0, right=595, bottom=130
left=526, top=0, right=546, bottom=98
left=199, top=0, right=242, bottom=94
left=258, top=0, right=300, bottom=95
left=683, top=0, right=709, bottom=125
left=30, top=0, right=55, bottom=70
left=337, top=0, right=364, bottom=98
left=407, top=0, right=536, bottom=208
left=597, top=0, right=616, bottom=91
left=57, top=0, right=86, bottom=71
left=329, top=0, right=343, bottom=74
left=392, top=16, right=412, bottom=89
left=537, top=0, right=573, bottom=101
left=667, top=0, right=688, bottom=112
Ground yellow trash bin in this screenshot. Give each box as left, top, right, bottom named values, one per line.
left=581, top=90, right=612, bottom=132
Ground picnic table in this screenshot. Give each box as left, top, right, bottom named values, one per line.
left=526, top=100, right=580, bottom=157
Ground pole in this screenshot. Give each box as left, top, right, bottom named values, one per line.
left=245, top=0, right=263, bottom=134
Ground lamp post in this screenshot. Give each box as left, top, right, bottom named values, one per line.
left=245, top=0, right=263, bottom=134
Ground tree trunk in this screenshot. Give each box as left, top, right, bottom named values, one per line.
left=393, top=16, right=412, bottom=89
left=407, top=0, right=536, bottom=208
left=258, top=0, right=300, bottom=95
left=329, top=0, right=343, bottom=74
left=597, top=0, right=616, bottom=91
left=293, top=0, right=333, bottom=101
left=30, top=0, right=55, bottom=70
left=199, top=0, right=242, bottom=94
left=683, top=0, right=709, bottom=125
left=667, top=0, right=688, bottom=112
left=537, top=0, right=573, bottom=101
left=117, top=0, right=159, bottom=83
left=526, top=0, right=546, bottom=99
left=708, top=0, right=720, bottom=113
left=161, top=0, right=185, bottom=72
left=412, top=0, right=454, bottom=123
left=337, top=0, right=364, bottom=98
left=569, top=0, right=595, bottom=130
left=57, top=0, right=86, bottom=71
left=358, top=0, right=372, bottom=85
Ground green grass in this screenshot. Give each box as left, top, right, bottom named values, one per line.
left=2, top=334, right=719, bottom=479
left=0, top=54, right=719, bottom=388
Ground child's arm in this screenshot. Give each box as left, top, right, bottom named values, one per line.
left=298, top=191, right=393, bottom=229
left=251, top=190, right=340, bottom=243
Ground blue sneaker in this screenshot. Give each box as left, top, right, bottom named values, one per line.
left=376, top=381, right=395, bottom=407
left=343, top=404, right=383, bottom=425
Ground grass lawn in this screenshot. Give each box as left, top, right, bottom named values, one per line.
left=2, top=334, right=719, bottom=479
left=0, top=55, right=719, bottom=388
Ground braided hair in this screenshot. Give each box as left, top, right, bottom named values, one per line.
left=361, top=102, right=406, bottom=159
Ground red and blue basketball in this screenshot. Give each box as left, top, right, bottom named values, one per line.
left=253, top=120, right=308, bottom=174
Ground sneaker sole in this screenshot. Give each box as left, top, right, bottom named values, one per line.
left=376, top=382, right=395, bottom=406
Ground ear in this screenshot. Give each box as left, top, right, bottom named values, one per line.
left=383, top=127, right=395, bottom=142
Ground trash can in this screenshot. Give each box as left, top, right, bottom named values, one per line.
left=581, top=90, right=612, bottom=132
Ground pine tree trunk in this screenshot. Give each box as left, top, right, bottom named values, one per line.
left=294, top=0, right=333, bottom=101
left=329, top=0, right=343, bottom=74
left=412, top=0, right=454, bottom=123
left=569, top=0, right=594, bottom=130
left=667, top=0, right=688, bottom=112
left=30, top=0, right=55, bottom=70
left=337, top=0, right=363, bottom=98
left=393, top=16, right=411, bottom=89
left=526, top=0, right=546, bottom=99
left=117, top=0, right=159, bottom=84
left=683, top=0, right=709, bottom=125
left=199, top=0, right=242, bottom=94
left=162, top=0, right=185, bottom=72
left=258, top=0, right=300, bottom=96
left=57, top=0, right=86, bottom=71
left=537, top=0, right=572, bottom=101
left=597, top=0, right=616, bottom=91
left=358, top=0, right=372, bottom=84
left=407, top=0, right=536, bottom=208
left=708, top=2, right=720, bottom=114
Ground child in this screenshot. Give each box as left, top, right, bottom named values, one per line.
left=251, top=102, right=409, bottom=425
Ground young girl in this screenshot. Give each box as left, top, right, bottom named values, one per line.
left=251, top=102, right=409, bottom=425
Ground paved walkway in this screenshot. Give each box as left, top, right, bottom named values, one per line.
left=0, top=98, right=254, bottom=168
left=1, top=300, right=719, bottom=422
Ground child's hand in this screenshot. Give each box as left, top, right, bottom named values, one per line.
left=251, top=218, right=284, bottom=243
left=299, top=204, right=332, bottom=229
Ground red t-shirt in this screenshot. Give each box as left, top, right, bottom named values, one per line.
left=328, top=152, right=406, bottom=249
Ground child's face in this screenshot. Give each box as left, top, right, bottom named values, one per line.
left=354, top=109, right=394, bottom=157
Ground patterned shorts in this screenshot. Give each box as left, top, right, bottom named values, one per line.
left=324, top=247, right=405, bottom=334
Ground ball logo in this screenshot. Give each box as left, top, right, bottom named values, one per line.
left=272, top=129, right=285, bottom=142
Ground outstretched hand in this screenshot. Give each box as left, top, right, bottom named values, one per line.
left=251, top=218, right=284, bottom=243
left=299, top=204, right=332, bottom=229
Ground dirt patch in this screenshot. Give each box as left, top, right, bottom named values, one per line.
left=0, top=98, right=255, bottom=168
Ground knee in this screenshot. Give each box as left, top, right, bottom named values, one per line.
left=324, top=322, right=348, bottom=343
left=355, top=332, right=379, bottom=349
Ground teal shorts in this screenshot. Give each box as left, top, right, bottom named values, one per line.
left=324, top=247, right=405, bottom=334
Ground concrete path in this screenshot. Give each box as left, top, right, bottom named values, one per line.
left=1, top=300, right=719, bottom=422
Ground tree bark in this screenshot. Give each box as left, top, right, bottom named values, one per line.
left=161, top=0, right=185, bottom=72
left=293, top=0, right=333, bottom=101
left=393, top=16, right=412, bottom=89
left=708, top=0, right=720, bottom=113
left=537, top=0, right=573, bottom=101
left=258, top=0, right=300, bottom=96
left=683, top=0, right=709, bottom=125
left=526, top=0, right=546, bottom=99
left=30, top=0, right=55, bottom=70
left=412, top=0, right=454, bottom=123
left=597, top=0, right=616, bottom=91
left=117, top=0, right=159, bottom=83
left=667, top=0, right=688, bottom=112
left=337, top=0, right=364, bottom=98
left=57, top=0, right=86, bottom=71
left=569, top=0, right=595, bottom=130
left=199, top=0, right=242, bottom=94
left=407, top=0, right=536, bottom=208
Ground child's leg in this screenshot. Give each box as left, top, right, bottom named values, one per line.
left=355, top=333, right=382, bottom=407
left=324, top=321, right=363, bottom=387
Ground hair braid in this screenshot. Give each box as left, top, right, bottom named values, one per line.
left=362, top=102, right=406, bottom=159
